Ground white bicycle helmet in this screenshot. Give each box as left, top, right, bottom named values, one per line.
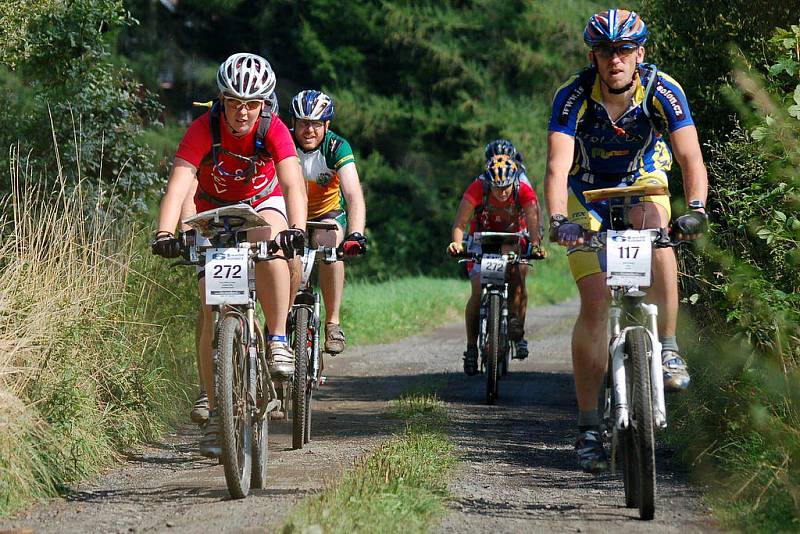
left=291, top=90, right=334, bottom=121
left=216, top=53, right=276, bottom=100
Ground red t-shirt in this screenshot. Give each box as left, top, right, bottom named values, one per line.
left=463, top=178, right=538, bottom=232
left=175, top=111, right=297, bottom=202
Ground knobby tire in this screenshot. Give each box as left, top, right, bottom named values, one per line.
left=292, top=307, right=310, bottom=450
left=485, top=293, right=501, bottom=404
left=251, top=323, right=268, bottom=489
left=217, top=315, right=252, bottom=499
left=628, top=328, right=656, bottom=519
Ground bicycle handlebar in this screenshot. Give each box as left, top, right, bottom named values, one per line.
left=170, top=238, right=284, bottom=268
left=566, top=228, right=688, bottom=256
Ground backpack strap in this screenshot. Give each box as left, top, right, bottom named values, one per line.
left=474, top=177, right=522, bottom=232
left=201, top=100, right=273, bottom=171
left=254, top=108, right=273, bottom=159
left=639, top=63, right=666, bottom=135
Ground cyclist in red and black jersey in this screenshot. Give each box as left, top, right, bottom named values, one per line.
left=448, top=155, right=543, bottom=375
left=152, top=53, right=307, bottom=458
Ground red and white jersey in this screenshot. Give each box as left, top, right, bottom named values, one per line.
left=175, top=111, right=296, bottom=202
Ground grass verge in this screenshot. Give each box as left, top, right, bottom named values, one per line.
left=662, top=311, right=800, bottom=532
left=282, top=393, right=456, bottom=534
left=0, top=173, right=197, bottom=515
left=341, top=244, right=576, bottom=346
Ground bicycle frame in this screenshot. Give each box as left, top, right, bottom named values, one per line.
left=181, top=207, right=283, bottom=419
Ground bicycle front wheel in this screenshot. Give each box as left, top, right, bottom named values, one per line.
left=217, top=315, right=253, bottom=499
left=627, top=328, right=655, bottom=519
left=291, top=307, right=310, bottom=450
left=251, top=323, right=268, bottom=489
left=485, top=293, right=501, bottom=404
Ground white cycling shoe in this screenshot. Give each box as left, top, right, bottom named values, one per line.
left=268, top=340, right=295, bottom=380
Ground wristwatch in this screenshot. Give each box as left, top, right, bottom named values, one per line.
left=549, top=214, right=569, bottom=240
left=688, top=200, right=705, bottom=210
left=550, top=214, right=569, bottom=227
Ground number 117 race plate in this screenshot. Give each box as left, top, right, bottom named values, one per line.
left=606, top=230, right=652, bottom=287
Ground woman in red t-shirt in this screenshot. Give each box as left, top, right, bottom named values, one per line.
left=447, top=155, right=543, bottom=376
left=152, top=53, right=307, bottom=458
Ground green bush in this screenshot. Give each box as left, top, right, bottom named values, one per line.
left=636, top=6, right=800, bottom=527
left=0, top=0, right=161, bottom=210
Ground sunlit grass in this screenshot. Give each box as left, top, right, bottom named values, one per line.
left=341, top=244, right=576, bottom=346
left=282, top=393, right=455, bottom=534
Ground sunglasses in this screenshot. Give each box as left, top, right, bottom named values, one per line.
left=296, top=119, right=326, bottom=131
left=223, top=96, right=263, bottom=111
left=592, top=43, right=639, bottom=60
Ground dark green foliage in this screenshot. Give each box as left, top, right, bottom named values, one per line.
left=0, top=0, right=162, bottom=210
left=639, top=1, right=800, bottom=527
left=638, top=0, right=797, bottom=138
left=123, top=0, right=603, bottom=277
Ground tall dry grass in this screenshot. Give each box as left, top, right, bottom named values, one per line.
left=0, top=144, right=197, bottom=513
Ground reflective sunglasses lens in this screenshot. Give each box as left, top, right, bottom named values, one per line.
left=225, top=97, right=261, bottom=110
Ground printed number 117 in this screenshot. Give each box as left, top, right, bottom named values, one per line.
left=619, top=246, right=640, bottom=259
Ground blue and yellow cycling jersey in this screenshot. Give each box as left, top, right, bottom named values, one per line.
left=548, top=64, right=695, bottom=282
left=548, top=64, right=694, bottom=180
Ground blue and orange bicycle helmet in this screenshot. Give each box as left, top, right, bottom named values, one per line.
left=484, top=155, right=520, bottom=188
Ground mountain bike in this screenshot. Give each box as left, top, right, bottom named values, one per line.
left=456, top=231, right=535, bottom=404
left=176, top=204, right=299, bottom=499
left=569, top=184, right=685, bottom=520
left=285, top=220, right=342, bottom=449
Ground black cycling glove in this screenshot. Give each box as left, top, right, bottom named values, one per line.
left=151, top=231, right=182, bottom=258
left=673, top=210, right=708, bottom=238
left=277, top=227, right=306, bottom=258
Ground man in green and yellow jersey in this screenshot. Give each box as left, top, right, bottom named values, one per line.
left=291, top=90, right=367, bottom=354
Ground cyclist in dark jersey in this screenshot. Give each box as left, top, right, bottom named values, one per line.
left=545, top=9, right=709, bottom=473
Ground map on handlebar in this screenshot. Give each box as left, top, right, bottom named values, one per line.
left=183, top=204, right=269, bottom=239
left=582, top=183, right=669, bottom=203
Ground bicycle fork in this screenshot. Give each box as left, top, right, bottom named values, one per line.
left=608, top=304, right=667, bottom=431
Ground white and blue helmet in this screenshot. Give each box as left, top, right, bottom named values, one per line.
left=291, top=90, right=334, bottom=122
left=583, top=9, right=647, bottom=47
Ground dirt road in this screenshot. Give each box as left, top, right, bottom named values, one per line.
left=2, top=300, right=717, bottom=533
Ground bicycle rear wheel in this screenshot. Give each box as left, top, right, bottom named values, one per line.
left=627, top=328, right=655, bottom=519
left=291, top=307, right=310, bottom=450
left=217, top=315, right=253, bottom=499
left=251, top=323, right=268, bottom=489
left=485, top=293, right=501, bottom=404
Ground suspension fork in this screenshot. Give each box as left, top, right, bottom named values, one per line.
left=640, top=302, right=666, bottom=428
left=608, top=305, right=630, bottom=430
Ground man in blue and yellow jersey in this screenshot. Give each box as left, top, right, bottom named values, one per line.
left=545, top=9, right=709, bottom=473
left=291, top=90, right=367, bottom=354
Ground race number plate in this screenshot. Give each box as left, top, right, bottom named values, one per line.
left=205, top=248, right=248, bottom=305
left=606, top=230, right=652, bottom=286
left=480, top=254, right=507, bottom=285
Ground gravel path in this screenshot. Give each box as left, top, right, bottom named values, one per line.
left=2, top=300, right=718, bottom=533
